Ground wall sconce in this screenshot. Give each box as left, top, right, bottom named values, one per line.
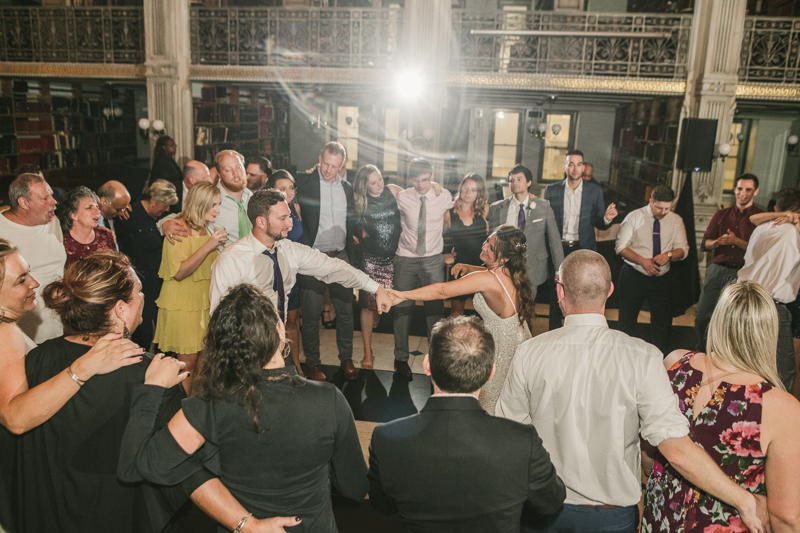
left=736, top=133, right=745, bottom=143
left=528, top=122, right=547, bottom=138
left=552, top=123, right=562, bottom=136
left=103, top=106, right=123, bottom=120
left=716, top=143, right=732, bottom=162
left=138, top=118, right=165, bottom=140
left=788, top=134, right=799, bottom=154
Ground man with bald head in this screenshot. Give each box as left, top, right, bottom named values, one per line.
left=497, top=250, right=769, bottom=533
left=171, top=160, right=212, bottom=213
left=96, top=180, right=131, bottom=247
left=581, top=162, right=600, bottom=187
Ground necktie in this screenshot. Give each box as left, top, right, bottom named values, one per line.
left=263, top=248, right=285, bottom=322
left=653, top=218, right=661, bottom=256
left=232, top=197, right=251, bottom=239
left=416, top=196, right=427, bottom=256
left=517, top=203, right=526, bottom=231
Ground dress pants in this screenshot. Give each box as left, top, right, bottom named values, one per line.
left=299, top=249, right=354, bottom=367
left=775, top=301, right=795, bottom=390
left=549, top=243, right=579, bottom=330
left=693, top=263, right=740, bottom=350
left=393, top=254, right=445, bottom=362
left=522, top=504, right=638, bottom=533
left=617, top=263, right=673, bottom=354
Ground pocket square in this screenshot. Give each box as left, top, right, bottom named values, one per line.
left=530, top=218, right=543, bottom=223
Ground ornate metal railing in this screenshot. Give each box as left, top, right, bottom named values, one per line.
left=190, top=7, right=403, bottom=68
left=739, top=16, right=800, bottom=84
left=451, top=11, right=692, bottom=79
left=0, top=7, right=144, bottom=64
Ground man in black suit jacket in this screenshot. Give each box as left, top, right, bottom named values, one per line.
left=295, top=142, right=360, bottom=382
left=368, top=316, right=566, bottom=532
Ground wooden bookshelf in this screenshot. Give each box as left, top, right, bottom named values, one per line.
left=0, top=79, right=139, bottom=197
left=609, top=96, right=682, bottom=207
left=192, top=84, right=290, bottom=171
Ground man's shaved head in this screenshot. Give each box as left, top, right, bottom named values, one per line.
left=558, top=250, right=612, bottom=312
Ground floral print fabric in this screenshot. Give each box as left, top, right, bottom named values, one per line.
left=642, top=351, right=771, bottom=533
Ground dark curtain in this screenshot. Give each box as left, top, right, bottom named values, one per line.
left=671, top=172, right=702, bottom=317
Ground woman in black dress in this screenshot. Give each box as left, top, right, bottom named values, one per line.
left=148, top=135, right=182, bottom=191
left=15, top=251, right=203, bottom=533
left=448, top=172, right=489, bottom=317
left=115, top=179, right=178, bottom=350
left=120, top=284, right=368, bottom=532
left=352, top=165, right=401, bottom=369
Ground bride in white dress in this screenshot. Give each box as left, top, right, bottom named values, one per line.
left=388, top=225, right=535, bottom=413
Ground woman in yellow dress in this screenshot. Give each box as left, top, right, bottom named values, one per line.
left=153, top=181, right=227, bottom=393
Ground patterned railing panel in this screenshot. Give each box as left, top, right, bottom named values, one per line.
left=190, top=7, right=403, bottom=68
left=0, top=7, right=143, bottom=64
left=451, top=11, right=692, bottom=79
left=739, top=17, right=800, bottom=84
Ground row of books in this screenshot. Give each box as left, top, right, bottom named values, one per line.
left=3, top=132, right=134, bottom=155
left=193, top=103, right=276, bottom=124
left=1, top=146, right=138, bottom=174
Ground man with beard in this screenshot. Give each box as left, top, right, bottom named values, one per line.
left=0, top=173, right=66, bottom=342
left=161, top=150, right=251, bottom=247
left=210, top=189, right=393, bottom=333
left=246, top=156, right=273, bottom=193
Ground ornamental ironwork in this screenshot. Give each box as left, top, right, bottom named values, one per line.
left=451, top=11, right=692, bottom=79
left=0, top=7, right=144, bottom=64
left=190, top=7, right=403, bottom=68
left=739, top=17, right=800, bottom=84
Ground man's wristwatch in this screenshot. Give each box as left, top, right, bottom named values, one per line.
left=667, top=251, right=673, bottom=261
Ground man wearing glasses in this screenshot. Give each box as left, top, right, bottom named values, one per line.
left=392, top=158, right=454, bottom=379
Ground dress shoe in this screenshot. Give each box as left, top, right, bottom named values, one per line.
left=394, top=360, right=413, bottom=379
left=307, top=366, right=327, bottom=382
left=341, top=359, right=358, bottom=380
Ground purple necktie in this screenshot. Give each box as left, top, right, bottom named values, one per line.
left=518, top=203, right=526, bottom=230
left=653, top=218, right=661, bottom=256
left=263, top=248, right=285, bottom=322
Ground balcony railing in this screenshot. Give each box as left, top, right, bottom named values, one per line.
left=0, top=7, right=144, bottom=64
left=189, top=7, right=403, bottom=68
left=451, top=11, right=692, bottom=79
left=739, top=17, right=800, bottom=84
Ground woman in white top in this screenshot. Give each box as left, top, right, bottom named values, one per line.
left=388, top=225, right=535, bottom=412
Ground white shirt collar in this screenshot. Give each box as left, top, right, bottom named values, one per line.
left=566, top=179, right=583, bottom=195
left=563, top=313, right=608, bottom=328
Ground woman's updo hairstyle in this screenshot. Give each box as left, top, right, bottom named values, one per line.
left=0, top=239, right=19, bottom=292
left=492, top=225, right=536, bottom=332
left=43, top=250, right=136, bottom=336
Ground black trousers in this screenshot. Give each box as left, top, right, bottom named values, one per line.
left=617, top=263, right=673, bottom=354
left=548, top=243, right=580, bottom=330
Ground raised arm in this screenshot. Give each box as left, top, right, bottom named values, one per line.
left=173, top=227, right=228, bottom=281
left=390, top=271, right=491, bottom=303
left=0, top=329, right=143, bottom=435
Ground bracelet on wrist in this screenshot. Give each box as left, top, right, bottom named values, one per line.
left=233, top=512, right=253, bottom=533
left=66, top=366, right=86, bottom=386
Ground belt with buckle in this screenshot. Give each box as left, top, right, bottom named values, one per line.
left=578, top=504, right=619, bottom=509
left=324, top=250, right=343, bottom=258
left=562, top=240, right=579, bottom=247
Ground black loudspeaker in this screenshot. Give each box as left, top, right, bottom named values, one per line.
left=676, top=118, right=718, bottom=172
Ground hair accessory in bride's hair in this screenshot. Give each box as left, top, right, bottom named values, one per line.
left=514, top=242, right=527, bottom=254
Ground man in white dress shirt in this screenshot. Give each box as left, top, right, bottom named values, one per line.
left=496, top=250, right=767, bottom=533
left=615, top=185, right=688, bottom=353
left=0, top=173, right=65, bottom=343
left=738, top=187, right=800, bottom=394
left=392, top=158, right=454, bottom=379
left=162, top=150, right=251, bottom=247
left=210, top=189, right=393, bottom=367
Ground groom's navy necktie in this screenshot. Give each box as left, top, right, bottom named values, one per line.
left=263, top=248, right=285, bottom=322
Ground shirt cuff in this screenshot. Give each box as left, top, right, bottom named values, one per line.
left=363, top=280, right=380, bottom=294
left=642, top=423, right=690, bottom=448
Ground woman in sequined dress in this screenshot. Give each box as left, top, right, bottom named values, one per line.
left=388, top=226, right=534, bottom=413
left=447, top=173, right=489, bottom=317
left=267, top=169, right=305, bottom=376
left=352, top=165, right=401, bottom=370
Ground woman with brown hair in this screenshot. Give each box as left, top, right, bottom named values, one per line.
left=14, top=251, right=195, bottom=533
left=447, top=173, right=489, bottom=317
left=57, top=186, right=117, bottom=267
left=388, top=225, right=534, bottom=413
left=120, top=283, right=368, bottom=532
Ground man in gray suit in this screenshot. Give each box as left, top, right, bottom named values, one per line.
left=488, top=165, right=563, bottom=299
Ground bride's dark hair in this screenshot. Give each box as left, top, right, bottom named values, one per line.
left=492, top=225, right=536, bottom=332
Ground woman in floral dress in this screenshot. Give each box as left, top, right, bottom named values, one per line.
left=642, top=280, right=800, bottom=532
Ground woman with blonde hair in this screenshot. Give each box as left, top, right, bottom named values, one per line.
left=642, top=280, right=800, bottom=532
left=388, top=225, right=534, bottom=413
left=447, top=173, right=489, bottom=317
left=153, top=181, right=228, bottom=393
